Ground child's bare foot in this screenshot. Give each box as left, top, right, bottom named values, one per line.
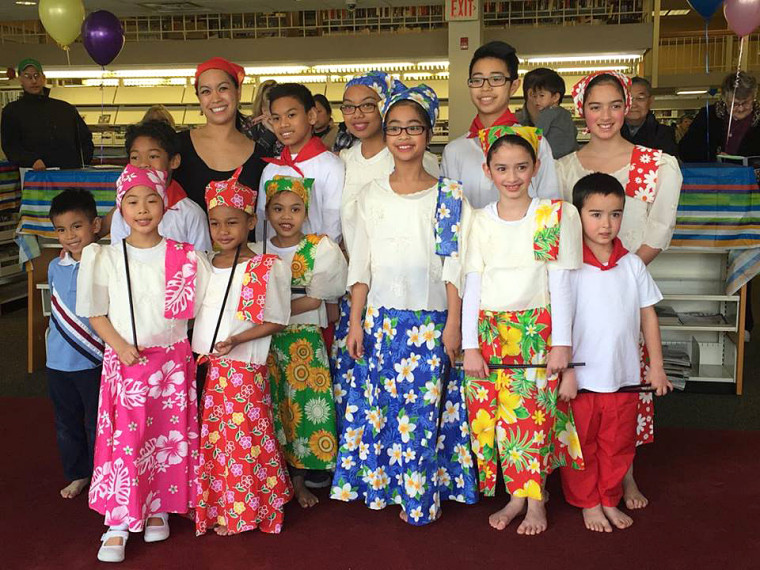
left=516, top=498, right=547, bottom=536
left=293, top=476, right=319, bottom=508
left=60, top=477, right=89, bottom=499
left=582, top=505, right=612, bottom=533
left=213, top=525, right=229, bottom=536
left=623, top=467, right=648, bottom=510
left=602, top=505, right=634, bottom=530
left=489, top=497, right=526, bottom=530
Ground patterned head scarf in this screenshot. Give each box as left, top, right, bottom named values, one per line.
left=194, top=57, right=245, bottom=88
left=115, top=165, right=168, bottom=211
left=571, top=71, right=632, bottom=117
left=383, top=84, right=439, bottom=128
left=204, top=166, right=257, bottom=215
left=345, top=70, right=406, bottom=115
left=265, top=175, right=314, bottom=211
left=478, top=125, right=543, bottom=157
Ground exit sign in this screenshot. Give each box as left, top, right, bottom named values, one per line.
left=445, top=0, right=479, bottom=21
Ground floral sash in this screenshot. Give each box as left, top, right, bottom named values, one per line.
left=235, top=254, right=277, bottom=324
left=626, top=145, right=662, bottom=204
left=164, top=239, right=197, bottom=320
left=434, top=177, right=464, bottom=258
left=290, top=234, right=322, bottom=287
left=532, top=199, right=563, bottom=262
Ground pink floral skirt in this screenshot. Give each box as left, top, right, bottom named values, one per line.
left=88, top=339, right=199, bottom=531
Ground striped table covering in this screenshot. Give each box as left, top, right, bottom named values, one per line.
left=0, top=161, right=21, bottom=212
left=671, top=164, right=760, bottom=249
left=18, top=169, right=119, bottom=237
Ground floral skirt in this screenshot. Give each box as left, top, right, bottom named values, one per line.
left=89, top=340, right=198, bottom=531
left=269, top=324, right=338, bottom=470
left=330, top=306, right=478, bottom=526
left=464, top=308, right=584, bottom=499
left=195, top=358, right=292, bottom=536
left=330, top=295, right=354, bottom=435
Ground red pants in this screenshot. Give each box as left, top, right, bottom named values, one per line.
left=561, top=392, right=638, bottom=508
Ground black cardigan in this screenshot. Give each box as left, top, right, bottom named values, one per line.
left=679, top=100, right=760, bottom=162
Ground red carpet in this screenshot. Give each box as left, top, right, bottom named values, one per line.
left=3, top=396, right=759, bottom=570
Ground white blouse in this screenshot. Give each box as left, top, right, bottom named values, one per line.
left=464, top=200, right=583, bottom=312
left=192, top=243, right=291, bottom=365
left=77, top=239, right=211, bottom=348
left=348, top=178, right=462, bottom=312
left=267, top=236, right=348, bottom=327
left=340, top=144, right=440, bottom=252
left=556, top=151, right=682, bottom=252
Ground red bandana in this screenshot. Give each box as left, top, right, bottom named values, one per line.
left=582, top=238, right=629, bottom=271
left=166, top=179, right=187, bottom=209
left=467, top=108, right=519, bottom=138
left=263, top=136, right=328, bottom=177
left=194, top=57, right=245, bottom=88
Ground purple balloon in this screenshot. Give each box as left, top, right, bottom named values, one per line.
left=724, top=0, right=760, bottom=37
left=82, top=10, right=124, bottom=67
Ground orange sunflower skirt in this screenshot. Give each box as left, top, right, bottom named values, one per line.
left=268, top=325, right=339, bottom=470
left=464, top=308, right=585, bottom=499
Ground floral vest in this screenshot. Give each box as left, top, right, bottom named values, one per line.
left=532, top=199, right=563, bottom=262
left=626, top=145, right=662, bottom=204
left=235, top=254, right=278, bottom=324
left=290, top=234, right=324, bottom=287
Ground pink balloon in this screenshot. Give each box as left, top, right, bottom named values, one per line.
left=724, top=0, right=760, bottom=37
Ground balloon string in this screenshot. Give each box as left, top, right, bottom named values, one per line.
left=705, top=20, right=710, bottom=155
left=726, top=35, right=745, bottom=150
left=100, top=66, right=105, bottom=166
left=65, top=46, right=71, bottom=66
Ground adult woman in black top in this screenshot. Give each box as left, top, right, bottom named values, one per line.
left=173, top=57, right=266, bottom=211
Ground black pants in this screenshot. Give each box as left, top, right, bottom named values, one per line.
left=46, top=366, right=101, bottom=481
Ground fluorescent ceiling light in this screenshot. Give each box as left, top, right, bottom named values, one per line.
left=15, top=1, right=37, bottom=5
left=556, top=65, right=630, bottom=73
left=526, top=54, right=642, bottom=64
left=244, top=66, right=309, bottom=75
left=258, top=75, right=328, bottom=83
left=312, top=62, right=415, bottom=73
left=677, top=89, right=708, bottom=95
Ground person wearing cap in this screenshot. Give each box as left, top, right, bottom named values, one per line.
left=1, top=58, right=93, bottom=170
left=172, top=57, right=266, bottom=213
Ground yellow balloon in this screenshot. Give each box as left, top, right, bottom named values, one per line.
left=38, top=0, right=85, bottom=48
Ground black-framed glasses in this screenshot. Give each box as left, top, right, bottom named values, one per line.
left=467, top=75, right=510, bottom=88
left=340, top=102, right=378, bottom=115
left=384, top=125, right=427, bottom=136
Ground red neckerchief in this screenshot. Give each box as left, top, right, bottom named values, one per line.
left=165, top=179, right=187, bottom=209
left=263, top=136, right=328, bottom=176
left=467, top=109, right=519, bottom=138
left=582, top=238, right=629, bottom=271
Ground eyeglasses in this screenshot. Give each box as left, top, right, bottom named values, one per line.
left=728, top=97, right=755, bottom=110
left=384, top=125, right=426, bottom=136
left=467, top=75, right=510, bottom=88
left=340, top=102, right=378, bottom=115
left=631, top=95, right=650, bottom=103
left=22, top=73, right=42, bottom=81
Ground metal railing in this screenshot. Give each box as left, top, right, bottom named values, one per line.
left=483, top=0, right=645, bottom=27
left=659, top=33, right=760, bottom=75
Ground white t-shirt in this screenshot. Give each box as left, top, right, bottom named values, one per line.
left=110, top=196, right=212, bottom=253
left=192, top=243, right=291, bottom=365
left=441, top=133, right=560, bottom=209
left=570, top=253, right=663, bottom=392
left=556, top=151, right=682, bottom=252
left=340, top=144, right=439, bottom=252
left=256, top=150, right=346, bottom=244
left=267, top=235, right=348, bottom=328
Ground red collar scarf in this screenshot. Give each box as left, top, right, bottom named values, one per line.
left=467, top=109, right=519, bottom=138
left=583, top=238, right=629, bottom=271
left=166, top=179, right=187, bottom=209
left=263, top=136, right=328, bottom=177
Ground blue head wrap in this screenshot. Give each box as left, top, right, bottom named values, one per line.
left=382, top=84, right=439, bottom=128
left=345, top=70, right=406, bottom=114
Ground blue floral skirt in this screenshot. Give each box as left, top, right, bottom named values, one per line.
left=329, top=295, right=353, bottom=435
left=330, top=306, right=478, bottom=525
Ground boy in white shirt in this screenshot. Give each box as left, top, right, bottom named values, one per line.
left=441, top=40, right=559, bottom=208
left=256, top=83, right=346, bottom=244
left=560, top=172, right=672, bottom=533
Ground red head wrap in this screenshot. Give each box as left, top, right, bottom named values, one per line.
left=194, top=57, right=245, bottom=89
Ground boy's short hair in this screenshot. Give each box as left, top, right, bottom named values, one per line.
left=268, top=83, right=315, bottom=112
left=572, top=172, right=626, bottom=212
left=522, top=67, right=566, bottom=101
left=49, top=188, right=98, bottom=222
left=124, top=119, right=179, bottom=158
left=313, top=93, right=332, bottom=116
left=631, top=76, right=652, bottom=96
left=469, top=41, right=519, bottom=81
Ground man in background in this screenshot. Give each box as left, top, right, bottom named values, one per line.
left=622, top=76, right=678, bottom=156
left=1, top=58, right=93, bottom=170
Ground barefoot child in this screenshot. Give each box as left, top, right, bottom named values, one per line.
left=77, top=165, right=209, bottom=563
left=560, top=172, right=672, bottom=532
left=265, top=175, right=348, bottom=508
left=462, top=125, right=584, bottom=535
left=47, top=189, right=104, bottom=500
left=331, top=85, right=478, bottom=525
left=193, top=168, right=293, bottom=536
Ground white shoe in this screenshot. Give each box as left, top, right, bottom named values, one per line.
left=143, top=513, right=170, bottom=543
left=97, top=529, right=129, bottom=563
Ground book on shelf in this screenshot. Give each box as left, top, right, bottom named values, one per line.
left=677, top=312, right=727, bottom=326
left=655, top=305, right=681, bottom=325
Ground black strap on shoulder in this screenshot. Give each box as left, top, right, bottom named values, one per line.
left=209, top=244, right=241, bottom=353
left=122, top=240, right=138, bottom=349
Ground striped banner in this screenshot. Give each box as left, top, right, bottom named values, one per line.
left=0, top=161, right=21, bottom=212
left=671, top=164, right=760, bottom=249
left=18, top=169, right=120, bottom=237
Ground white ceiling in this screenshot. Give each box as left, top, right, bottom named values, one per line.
left=4, top=0, right=445, bottom=21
